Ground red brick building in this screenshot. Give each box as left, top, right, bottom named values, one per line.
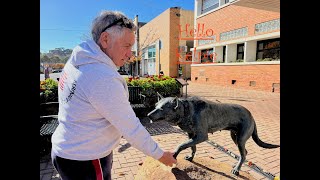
left=138, top=7, right=194, bottom=78
left=190, top=0, right=280, bottom=92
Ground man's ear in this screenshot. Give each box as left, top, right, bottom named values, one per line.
left=99, top=32, right=109, bottom=48
left=157, top=92, right=164, bottom=102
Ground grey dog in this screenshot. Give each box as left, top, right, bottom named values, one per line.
left=147, top=95, right=280, bottom=176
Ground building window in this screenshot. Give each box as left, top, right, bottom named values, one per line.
left=255, top=19, right=280, bottom=34
left=222, top=46, right=226, bottom=63
left=141, top=49, right=146, bottom=59
left=202, top=0, right=219, bottom=14
left=147, top=45, right=156, bottom=75
left=201, top=48, right=214, bottom=63
left=147, top=45, right=156, bottom=63
left=237, top=43, right=244, bottom=60
left=256, top=38, right=280, bottom=61
left=148, top=45, right=156, bottom=58
left=198, top=35, right=216, bottom=46
left=221, top=0, right=229, bottom=5
left=200, top=0, right=233, bottom=15
left=220, top=27, right=248, bottom=41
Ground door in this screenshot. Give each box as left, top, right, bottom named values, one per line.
left=148, top=58, right=156, bottom=75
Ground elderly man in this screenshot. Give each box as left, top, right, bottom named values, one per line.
left=51, top=10, right=176, bottom=180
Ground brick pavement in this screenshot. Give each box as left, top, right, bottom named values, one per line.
left=40, top=81, right=280, bottom=180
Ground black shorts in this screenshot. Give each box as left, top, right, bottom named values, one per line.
left=51, top=151, right=113, bottom=180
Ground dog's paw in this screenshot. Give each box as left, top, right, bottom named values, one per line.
left=231, top=168, right=239, bottom=176
left=184, top=155, right=193, bottom=161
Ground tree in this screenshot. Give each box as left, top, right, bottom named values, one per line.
left=40, top=48, right=72, bottom=64
left=62, top=56, right=69, bottom=63
left=51, top=56, right=61, bottom=64
left=40, top=55, right=50, bottom=64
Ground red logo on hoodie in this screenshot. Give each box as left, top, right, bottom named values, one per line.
left=59, top=72, right=67, bottom=91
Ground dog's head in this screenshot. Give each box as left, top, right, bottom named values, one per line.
left=147, top=96, right=181, bottom=125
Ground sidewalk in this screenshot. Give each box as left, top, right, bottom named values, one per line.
left=40, top=81, right=280, bottom=180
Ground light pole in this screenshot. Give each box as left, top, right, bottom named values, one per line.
left=158, top=39, right=161, bottom=74
left=135, top=15, right=139, bottom=77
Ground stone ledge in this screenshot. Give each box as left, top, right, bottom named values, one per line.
left=135, top=156, right=256, bottom=180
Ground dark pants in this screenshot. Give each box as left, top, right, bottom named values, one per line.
left=51, top=151, right=113, bottom=180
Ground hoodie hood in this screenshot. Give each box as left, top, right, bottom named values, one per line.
left=69, top=39, right=118, bottom=71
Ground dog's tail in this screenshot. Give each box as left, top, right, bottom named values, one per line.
left=252, top=122, right=280, bottom=149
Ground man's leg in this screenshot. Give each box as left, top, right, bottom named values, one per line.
left=51, top=151, right=113, bottom=180
left=99, top=151, right=113, bottom=180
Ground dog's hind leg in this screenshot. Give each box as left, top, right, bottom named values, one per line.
left=231, top=130, right=251, bottom=176
left=231, top=131, right=242, bottom=169
left=230, top=131, right=237, bottom=145
left=173, top=133, right=207, bottom=161
left=230, top=131, right=248, bottom=156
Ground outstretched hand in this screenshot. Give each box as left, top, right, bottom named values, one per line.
left=158, top=151, right=177, bottom=167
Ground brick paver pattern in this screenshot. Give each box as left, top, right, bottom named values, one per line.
left=40, top=81, right=280, bottom=180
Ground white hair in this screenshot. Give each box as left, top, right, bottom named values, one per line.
left=91, top=10, right=136, bottom=45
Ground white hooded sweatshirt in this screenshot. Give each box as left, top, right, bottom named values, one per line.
left=51, top=39, right=164, bottom=160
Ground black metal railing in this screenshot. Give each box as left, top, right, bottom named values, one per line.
left=128, top=86, right=145, bottom=105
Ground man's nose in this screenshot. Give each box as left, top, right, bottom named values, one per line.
left=126, top=49, right=132, bottom=58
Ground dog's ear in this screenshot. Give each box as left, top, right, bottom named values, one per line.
left=174, top=96, right=179, bottom=110
left=157, top=92, right=164, bottom=102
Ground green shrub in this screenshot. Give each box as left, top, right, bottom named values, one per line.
left=256, top=58, right=275, bottom=61
left=126, top=75, right=181, bottom=97
left=39, top=75, right=182, bottom=104
left=263, top=58, right=273, bottom=61
left=44, top=78, right=58, bottom=90
left=40, top=78, right=58, bottom=103
left=235, top=59, right=244, bottom=62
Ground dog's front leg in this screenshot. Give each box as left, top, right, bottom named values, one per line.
left=184, top=146, right=196, bottom=161
left=185, top=133, right=196, bottom=161
left=173, top=133, right=207, bottom=161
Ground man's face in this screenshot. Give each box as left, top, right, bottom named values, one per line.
left=104, top=29, right=135, bottom=67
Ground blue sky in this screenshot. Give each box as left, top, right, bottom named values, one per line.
left=40, top=0, right=194, bottom=53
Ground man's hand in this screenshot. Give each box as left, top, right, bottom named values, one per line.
left=158, top=151, right=177, bottom=167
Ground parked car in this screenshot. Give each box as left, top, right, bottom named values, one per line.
left=52, top=69, right=62, bottom=73
left=118, top=70, right=128, bottom=75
